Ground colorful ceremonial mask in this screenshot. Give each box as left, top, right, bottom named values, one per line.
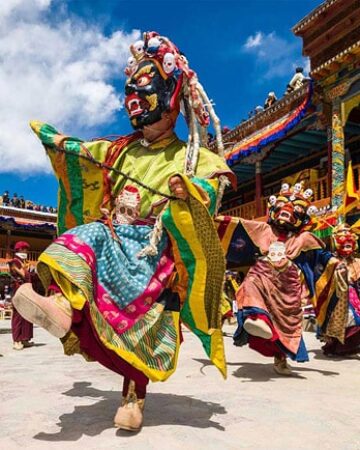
left=125, top=31, right=210, bottom=130
left=267, top=183, right=314, bottom=233
left=332, top=223, right=358, bottom=258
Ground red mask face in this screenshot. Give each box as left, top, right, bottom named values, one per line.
left=269, top=197, right=308, bottom=232
left=333, top=226, right=358, bottom=257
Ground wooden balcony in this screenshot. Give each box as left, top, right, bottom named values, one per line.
left=220, top=165, right=355, bottom=220
left=0, top=248, right=41, bottom=272
left=0, top=248, right=41, bottom=261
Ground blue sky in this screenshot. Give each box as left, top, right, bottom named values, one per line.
left=0, top=0, right=321, bottom=207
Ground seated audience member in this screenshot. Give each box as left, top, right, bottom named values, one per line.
left=264, top=92, right=277, bottom=109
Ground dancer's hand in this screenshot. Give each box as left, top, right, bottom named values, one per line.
left=169, top=176, right=188, bottom=200
left=336, top=262, right=347, bottom=277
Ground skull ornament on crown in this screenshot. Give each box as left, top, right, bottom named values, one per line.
left=124, top=31, right=210, bottom=130
left=114, top=186, right=141, bottom=225
left=332, top=223, right=358, bottom=258
left=267, top=183, right=316, bottom=233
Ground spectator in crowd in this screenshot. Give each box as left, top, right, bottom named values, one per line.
left=2, top=190, right=10, bottom=205
left=221, top=126, right=230, bottom=135
left=1, top=190, right=56, bottom=212
left=264, top=91, right=277, bottom=109
left=285, top=67, right=306, bottom=95
left=11, top=193, right=20, bottom=208
left=9, top=241, right=34, bottom=350
left=19, top=196, right=25, bottom=209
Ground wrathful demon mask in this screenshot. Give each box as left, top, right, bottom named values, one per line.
left=267, top=183, right=314, bottom=233
left=124, top=32, right=210, bottom=131
left=332, top=223, right=358, bottom=258
left=125, top=59, right=179, bottom=129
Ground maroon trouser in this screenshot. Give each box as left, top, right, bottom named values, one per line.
left=71, top=304, right=148, bottom=398
left=12, top=307, right=33, bottom=342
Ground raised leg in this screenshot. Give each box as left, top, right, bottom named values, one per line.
left=243, top=317, right=273, bottom=339
left=12, top=283, right=72, bottom=338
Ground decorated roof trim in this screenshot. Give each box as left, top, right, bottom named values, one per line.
left=293, top=0, right=340, bottom=34
left=225, top=83, right=313, bottom=167
left=311, top=40, right=360, bottom=75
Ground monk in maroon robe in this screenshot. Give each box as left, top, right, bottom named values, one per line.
left=10, top=241, right=34, bottom=350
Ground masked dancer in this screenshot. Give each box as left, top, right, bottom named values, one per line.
left=13, top=32, right=235, bottom=431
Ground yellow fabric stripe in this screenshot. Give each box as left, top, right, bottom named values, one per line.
left=39, top=253, right=87, bottom=310
left=222, top=219, right=239, bottom=254
left=90, top=306, right=181, bottom=382
left=210, top=329, right=227, bottom=379
left=315, top=258, right=337, bottom=325
left=170, top=176, right=226, bottom=378
left=80, top=141, right=111, bottom=222
left=170, top=187, right=209, bottom=332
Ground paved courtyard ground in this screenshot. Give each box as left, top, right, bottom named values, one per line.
left=1, top=320, right=360, bottom=450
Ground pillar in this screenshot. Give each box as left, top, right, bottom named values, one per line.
left=327, top=126, right=332, bottom=199
left=255, top=161, right=263, bottom=217
left=5, top=229, right=11, bottom=259
left=331, top=102, right=345, bottom=210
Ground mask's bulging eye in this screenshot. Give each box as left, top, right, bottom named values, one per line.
left=137, top=75, right=151, bottom=87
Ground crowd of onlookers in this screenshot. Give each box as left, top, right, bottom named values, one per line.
left=207, top=67, right=310, bottom=143
left=246, top=66, right=309, bottom=120
left=0, top=191, right=57, bottom=214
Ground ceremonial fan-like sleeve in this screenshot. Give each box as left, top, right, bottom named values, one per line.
left=30, top=121, right=110, bottom=235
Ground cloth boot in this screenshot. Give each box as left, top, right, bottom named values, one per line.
left=114, top=379, right=145, bottom=431
left=244, top=317, right=273, bottom=339
left=12, top=283, right=72, bottom=338
left=13, top=341, right=24, bottom=350
left=273, top=355, right=293, bottom=376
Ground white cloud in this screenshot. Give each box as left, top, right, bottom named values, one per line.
left=0, top=0, right=140, bottom=174
left=242, top=31, right=309, bottom=80
left=244, top=31, right=263, bottom=49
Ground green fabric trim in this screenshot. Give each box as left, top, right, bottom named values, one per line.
left=64, top=141, right=84, bottom=227
left=38, top=123, right=59, bottom=146
left=162, top=205, right=212, bottom=357
left=58, top=179, right=68, bottom=235
left=314, top=227, right=333, bottom=239
left=191, top=177, right=217, bottom=216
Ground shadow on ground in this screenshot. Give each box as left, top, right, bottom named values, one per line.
left=309, top=348, right=360, bottom=362
left=193, top=358, right=339, bottom=382
left=0, top=328, right=12, bottom=335
left=34, top=381, right=226, bottom=442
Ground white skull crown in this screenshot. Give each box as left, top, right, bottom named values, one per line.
left=163, top=53, right=176, bottom=74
